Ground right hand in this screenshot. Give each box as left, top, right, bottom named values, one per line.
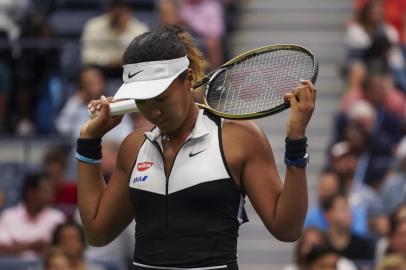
left=80, top=96, right=124, bottom=138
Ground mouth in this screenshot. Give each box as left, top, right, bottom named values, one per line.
left=156, top=119, right=168, bottom=125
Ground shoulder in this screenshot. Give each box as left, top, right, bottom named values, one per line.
left=117, top=128, right=150, bottom=173
left=222, top=119, right=268, bottom=142
left=0, top=205, right=22, bottom=220
left=43, top=206, right=66, bottom=221
left=383, top=23, right=399, bottom=42
left=129, top=18, right=149, bottom=34
left=222, top=119, right=272, bottom=162
left=84, top=15, right=108, bottom=30
left=346, top=22, right=370, bottom=47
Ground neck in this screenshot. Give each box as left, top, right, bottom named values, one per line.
left=24, top=202, right=42, bottom=217
left=327, top=225, right=350, bottom=248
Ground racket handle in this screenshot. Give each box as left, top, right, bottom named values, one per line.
left=88, top=100, right=138, bottom=118
left=109, top=100, right=138, bottom=116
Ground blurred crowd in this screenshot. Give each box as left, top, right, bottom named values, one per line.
left=0, top=0, right=237, bottom=135
left=0, top=0, right=237, bottom=269
left=286, top=1, right=406, bottom=270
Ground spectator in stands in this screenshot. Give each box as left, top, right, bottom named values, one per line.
left=0, top=173, right=65, bottom=257
left=42, top=147, right=77, bottom=218
left=329, top=138, right=388, bottom=239
left=375, top=254, right=406, bottom=270
left=374, top=205, right=406, bottom=266
left=337, top=68, right=402, bottom=149
left=283, top=227, right=356, bottom=270
left=43, top=247, right=75, bottom=270
left=158, top=0, right=184, bottom=27
left=14, top=13, right=62, bottom=135
left=333, top=99, right=394, bottom=189
left=0, top=0, right=29, bottom=43
left=381, top=138, right=406, bottom=215
left=56, top=66, right=133, bottom=178
left=304, top=244, right=340, bottom=270
left=322, top=193, right=375, bottom=261
left=55, top=65, right=133, bottom=141
left=346, top=0, right=406, bottom=91
left=340, top=62, right=406, bottom=119
left=180, top=0, right=225, bottom=69
left=305, top=169, right=367, bottom=235
left=395, top=204, right=406, bottom=220
left=0, top=0, right=30, bottom=133
left=388, top=209, right=406, bottom=254
left=81, top=0, right=149, bottom=78
left=52, top=221, right=106, bottom=270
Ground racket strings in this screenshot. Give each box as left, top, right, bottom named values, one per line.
left=206, top=49, right=315, bottom=115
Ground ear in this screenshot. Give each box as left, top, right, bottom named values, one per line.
left=185, top=69, right=195, bottom=90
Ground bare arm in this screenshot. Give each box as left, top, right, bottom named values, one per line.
left=77, top=98, right=144, bottom=246
left=224, top=80, right=316, bottom=242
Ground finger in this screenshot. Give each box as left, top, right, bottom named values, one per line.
left=295, top=85, right=308, bottom=104
left=284, top=93, right=293, bottom=103
left=289, top=90, right=299, bottom=108
left=98, top=100, right=111, bottom=117
left=301, top=79, right=317, bottom=93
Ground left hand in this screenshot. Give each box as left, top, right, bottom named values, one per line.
left=283, top=80, right=317, bottom=139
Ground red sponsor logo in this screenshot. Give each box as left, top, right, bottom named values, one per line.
left=137, top=162, right=153, bottom=171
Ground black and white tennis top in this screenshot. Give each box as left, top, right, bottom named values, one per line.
left=128, top=109, right=248, bottom=269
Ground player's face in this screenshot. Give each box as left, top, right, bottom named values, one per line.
left=136, top=75, right=194, bottom=135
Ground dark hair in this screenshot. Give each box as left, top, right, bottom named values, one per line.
left=304, top=244, right=338, bottom=266
left=52, top=221, right=86, bottom=246
left=108, top=0, right=130, bottom=9
left=21, top=173, right=48, bottom=201
left=320, top=193, right=346, bottom=213
left=295, top=227, right=327, bottom=265
left=358, top=0, right=380, bottom=30
left=123, top=25, right=207, bottom=81
left=42, top=147, right=68, bottom=167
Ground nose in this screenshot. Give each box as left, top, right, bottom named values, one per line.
left=150, top=106, right=162, bottom=118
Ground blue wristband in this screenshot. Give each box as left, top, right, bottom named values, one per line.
left=75, top=152, right=101, bottom=164
left=284, top=153, right=309, bottom=168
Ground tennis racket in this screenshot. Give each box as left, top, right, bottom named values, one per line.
left=194, top=44, right=318, bottom=119
left=95, top=44, right=318, bottom=119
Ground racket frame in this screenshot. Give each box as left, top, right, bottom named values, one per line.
left=194, top=44, right=319, bottom=120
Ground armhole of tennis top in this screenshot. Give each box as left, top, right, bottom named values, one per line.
left=218, top=118, right=235, bottom=183
left=204, top=110, right=235, bottom=183
left=128, top=127, right=153, bottom=184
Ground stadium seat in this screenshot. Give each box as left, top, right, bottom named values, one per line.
left=48, top=10, right=102, bottom=38
left=0, top=162, right=25, bottom=209
left=0, top=256, right=41, bottom=270
left=134, top=10, right=159, bottom=29
left=53, top=0, right=103, bottom=10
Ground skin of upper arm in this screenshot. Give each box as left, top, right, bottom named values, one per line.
left=222, top=120, right=283, bottom=232
left=87, top=129, right=146, bottom=246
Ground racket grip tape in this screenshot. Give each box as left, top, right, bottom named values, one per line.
left=88, top=100, right=138, bottom=118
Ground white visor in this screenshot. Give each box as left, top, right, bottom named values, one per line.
left=113, top=56, right=189, bottom=100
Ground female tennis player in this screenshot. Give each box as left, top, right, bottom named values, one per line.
left=76, top=26, right=316, bottom=270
